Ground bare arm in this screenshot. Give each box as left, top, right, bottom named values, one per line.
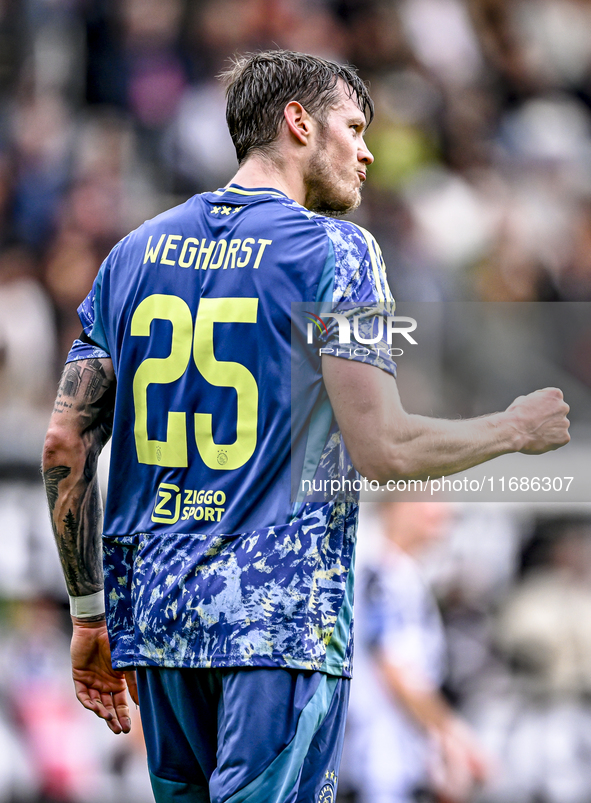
left=376, top=653, right=489, bottom=801
left=377, top=653, right=453, bottom=731
left=42, top=358, right=137, bottom=733
left=322, top=356, right=570, bottom=483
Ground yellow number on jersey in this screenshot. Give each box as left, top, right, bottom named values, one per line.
left=131, top=294, right=259, bottom=469
left=193, top=298, right=258, bottom=470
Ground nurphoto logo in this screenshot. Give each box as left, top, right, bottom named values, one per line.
left=304, top=310, right=418, bottom=358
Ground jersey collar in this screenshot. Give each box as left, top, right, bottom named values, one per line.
left=213, top=183, right=289, bottom=201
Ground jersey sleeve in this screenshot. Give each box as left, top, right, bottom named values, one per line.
left=65, top=258, right=111, bottom=363
left=66, top=337, right=110, bottom=363
left=318, top=218, right=397, bottom=377
left=332, top=221, right=394, bottom=305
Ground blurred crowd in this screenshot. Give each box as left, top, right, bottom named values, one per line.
left=0, top=0, right=591, bottom=801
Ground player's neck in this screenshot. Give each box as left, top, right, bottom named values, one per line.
left=228, top=155, right=307, bottom=207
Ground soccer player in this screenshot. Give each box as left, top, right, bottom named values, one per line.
left=42, top=51, right=570, bottom=803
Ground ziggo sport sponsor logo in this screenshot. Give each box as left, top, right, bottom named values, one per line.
left=152, top=483, right=226, bottom=525
left=304, top=311, right=417, bottom=357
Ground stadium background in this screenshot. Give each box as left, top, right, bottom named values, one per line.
left=1, top=0, right=591, bottom=801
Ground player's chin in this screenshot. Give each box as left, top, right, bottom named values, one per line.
left=312, top=190, right=362, bottom=218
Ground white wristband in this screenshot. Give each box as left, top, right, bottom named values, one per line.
left=69, top=590, right=106, bottom=618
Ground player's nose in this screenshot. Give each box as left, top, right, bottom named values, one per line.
left=358, top=140, right=374, bottom=165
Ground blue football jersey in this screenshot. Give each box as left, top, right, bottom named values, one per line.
left=67, top=184, right=396, bottom=676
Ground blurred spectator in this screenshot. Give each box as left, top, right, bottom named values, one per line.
left=461, top=517, right=591, bottom=803
left=341, top=502, right=489, bottom=803
left=85, top=0, right=189, bottom=129
left=0, top=245, right=57, bottom=464
left=11, top=93, right=73, bottom=248
left=165, top=79, right=237, bottom=192
left=497, top=519, right=591, bottom=694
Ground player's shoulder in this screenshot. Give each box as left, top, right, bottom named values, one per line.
left=256, top=193, right=331, bottom=235
left=315, top=218, right=392, bottom=303
left=269, top=200, right=383, bottom=264
left=308, top=215, right=381, bottom=264
left=135, top=194, right=205, bottom=237
left=101, top=195, right=206, bottom=268
left=242, top=194, right=334, bottom=258
left=329, top=217, right=383, bottom=252
left=274, top=200, right=360, bottom=238
left=105, top=195, right=198, bottom=246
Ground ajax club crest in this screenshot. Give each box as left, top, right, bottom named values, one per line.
left=317, top=783, right=334, bottom=803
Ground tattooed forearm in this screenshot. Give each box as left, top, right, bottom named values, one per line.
left=44, top=465, right=71, bottom=512
left=44, top=465, right=104, bottom=596
left=43, top=358, right=116, bottom=599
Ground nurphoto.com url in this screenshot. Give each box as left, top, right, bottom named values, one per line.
left=301, top=476, right=574, bottom=497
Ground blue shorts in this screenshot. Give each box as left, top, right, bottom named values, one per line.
left=136, top=667, right=349, bottom=803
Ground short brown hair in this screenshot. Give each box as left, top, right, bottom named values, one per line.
left=220, top=50, right=374, bottom=164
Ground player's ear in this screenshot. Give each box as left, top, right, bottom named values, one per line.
left=283, top=101, right=312, bottom=145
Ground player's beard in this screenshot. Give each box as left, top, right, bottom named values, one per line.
left=304, top=127, right=363, bottom=217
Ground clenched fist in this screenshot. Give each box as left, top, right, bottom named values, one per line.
left=505, top=388, right=570, bottom=455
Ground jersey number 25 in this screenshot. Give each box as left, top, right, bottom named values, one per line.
left=131, top=294, right=258, bottom=470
